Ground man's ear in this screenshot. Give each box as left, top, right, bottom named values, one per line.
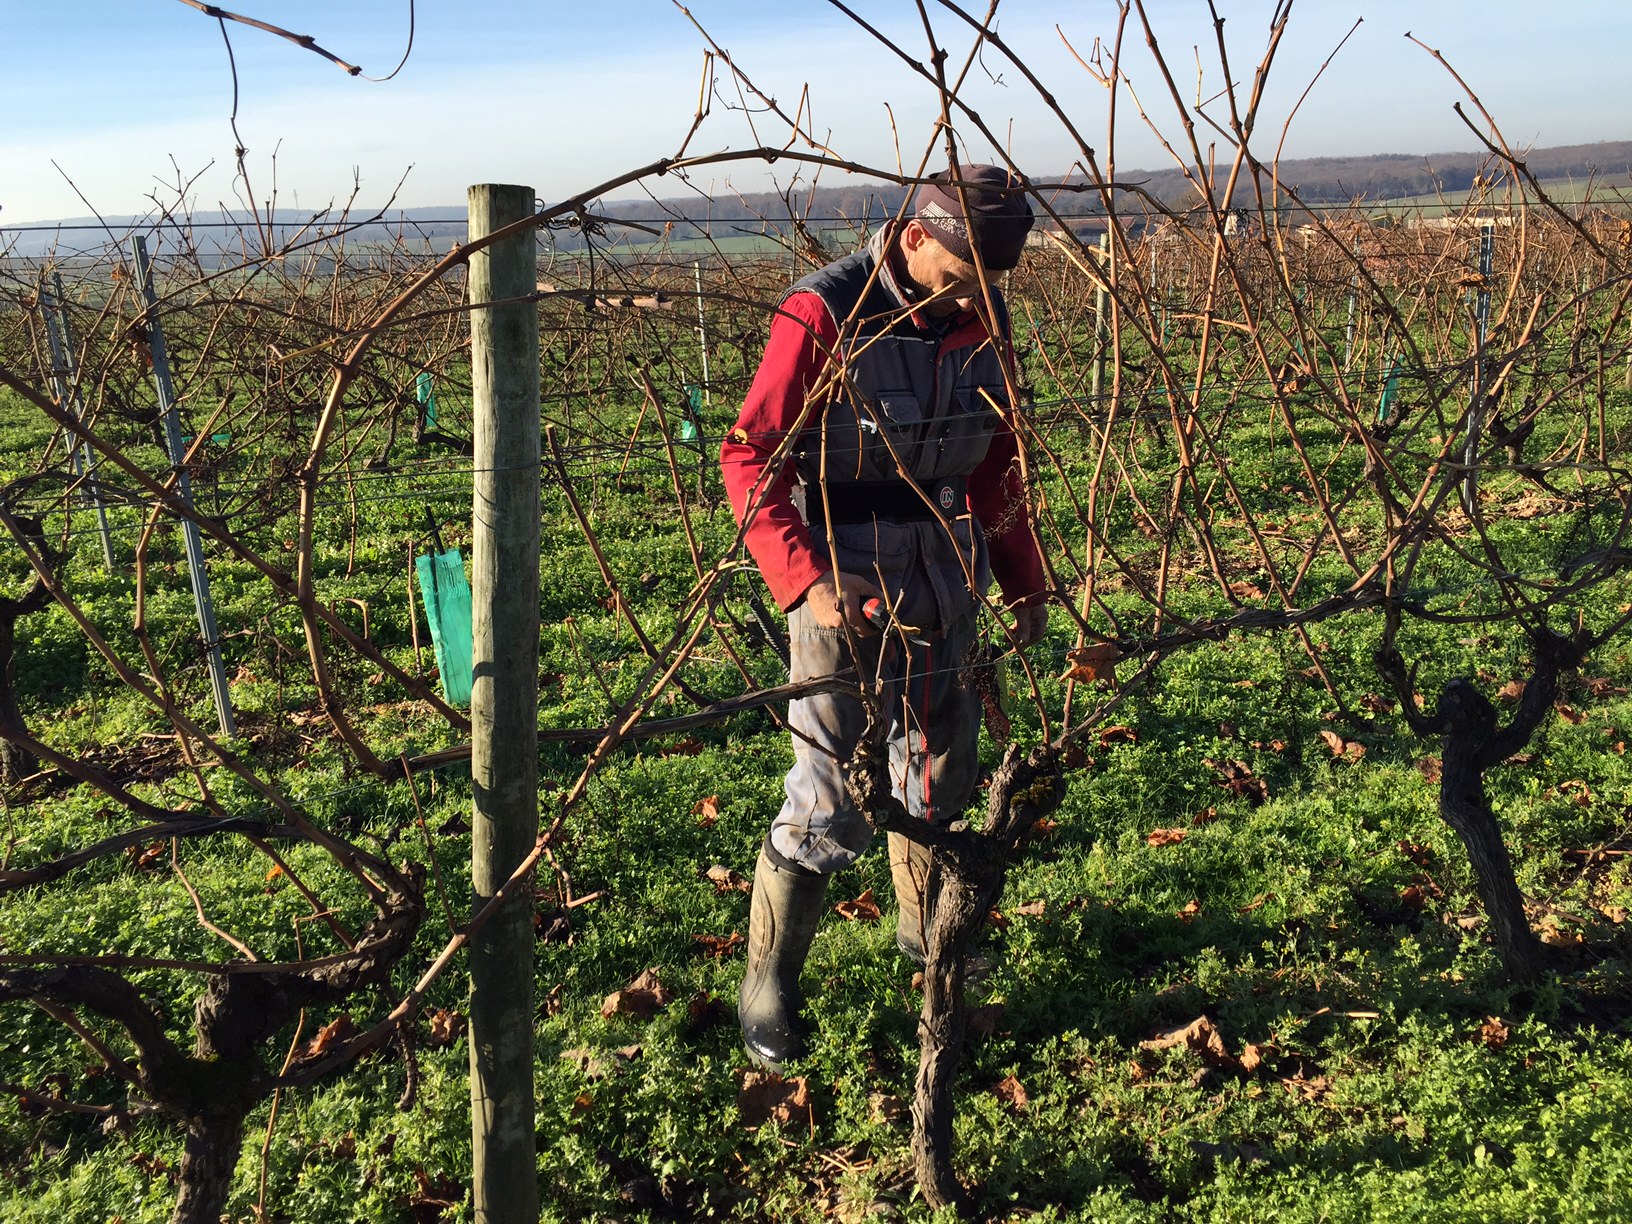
left=899, top=219, right=928, bottom=253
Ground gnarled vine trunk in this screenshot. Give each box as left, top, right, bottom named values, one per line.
left=850, top=737, right=1065, bottom=1216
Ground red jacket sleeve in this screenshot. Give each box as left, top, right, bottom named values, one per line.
left=968, top=411, right=1047, bottom=608
left=720, top=292, right=837, bottom=611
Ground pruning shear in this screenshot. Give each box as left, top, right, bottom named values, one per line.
left=862, top=597, right=930, bottom=645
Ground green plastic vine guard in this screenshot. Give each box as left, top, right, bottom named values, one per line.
left=1377, top=356, right=1402, bottom=424
left=416, top=371, right=438, bottom=429
left=414, top=548, right=472, bottom=706
left=678, top=383, right=704, bottom=443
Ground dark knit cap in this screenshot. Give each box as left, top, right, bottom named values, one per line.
left=913, top=165, right=1034, bottom=271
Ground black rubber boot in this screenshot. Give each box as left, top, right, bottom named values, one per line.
left=739, top=845, right=829, bottom=1071
left=889, top=831, right=934, bottom=966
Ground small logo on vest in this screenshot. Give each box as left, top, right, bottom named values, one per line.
left=938, top=485, right=956, bottom=510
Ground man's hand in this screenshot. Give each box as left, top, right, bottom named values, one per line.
left=802, top=571, right=885, bottom=633
left=1008, top=600, right=1049, bottom=648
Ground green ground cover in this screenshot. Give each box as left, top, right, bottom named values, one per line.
left=0, top=241, right=1630, bottom=1223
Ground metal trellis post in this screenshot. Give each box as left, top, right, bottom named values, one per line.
left=129, top=237, right=236, bottom=738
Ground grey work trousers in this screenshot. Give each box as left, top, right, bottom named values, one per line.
left=767, top=597, right=983, bottom=875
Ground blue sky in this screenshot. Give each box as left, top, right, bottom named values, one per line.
left=2, top=1, right=1628, bottom=225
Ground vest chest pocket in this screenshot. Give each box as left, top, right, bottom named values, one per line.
left=872, top=392, right=923, bottom=427
left=936, top=384, right=1004, bottom=471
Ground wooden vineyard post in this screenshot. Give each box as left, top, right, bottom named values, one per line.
left=128, top=236, right=236, bottom=738
left=466, top=183, right=541, bottom=1224
left=1461, top=222, right=1495, bottom=515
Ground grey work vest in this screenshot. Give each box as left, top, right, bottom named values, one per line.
left=787, top=231, right=1012, bottom=629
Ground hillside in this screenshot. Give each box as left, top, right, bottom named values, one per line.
left=3, top=140, right=1628, bottom=260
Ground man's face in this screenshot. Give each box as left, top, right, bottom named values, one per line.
left=901, top=221, right=984, bottom=316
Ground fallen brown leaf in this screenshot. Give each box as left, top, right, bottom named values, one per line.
left=1416, top=757, right=1443, bottom=784
left=704, top=864, right=751, bottom=894
left=833, top=888, right=882, bottom=922
left=600, top=968, right=674, bottom=1020
left=1012, top=899, right=1047, bottom=919
left=993, top=1073, right=1029, bottom=1111
left=1281, top=1074, right=1331, bottom=1102
left=1558, top=779, right=1592, bottom=807
left=691, top=795, right=721, bottom=826
left=300, top=1014, right=357, bottom=1060
left=1478, top=1016, right=1510, bottom=1050
left=1539, top=921, right=1583, bottom=948
left=1319, top=729, right=1366, bottom=762
left=1191, top=807, right=1218, bottom=827
left=1176, top=899, right=1203, bottom=922
left=1138, top=1015, right=1239, bottom=1070
left=1495, top=679, right=1526, bottom=702
left=738, top=1071, right=815, bottom=1128
left=1205, top=758, right=1268, bottom=805
left=1060, top=643, right=1119, bottom=684
left=1398, top=839, right=1435, bottom=867
left=1554, top=702, right=1586, bottom=725
left=1146, top=827, right=1188, bottom=847
left=684, top=992, right=731, bottom=1034
left=1098, top=724, right=1139, bottom=746
left=424, top=1008, right=465, bottom=1049
left=692, top=931, right=745, bottom=959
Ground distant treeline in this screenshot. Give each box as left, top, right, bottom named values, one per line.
left=4, top=141, right=1627, bottom=260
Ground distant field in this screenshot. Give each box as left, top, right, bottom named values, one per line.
left=1365, top=173, right=1632, bottom=217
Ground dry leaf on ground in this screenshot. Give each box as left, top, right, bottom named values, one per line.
left=703, top=864, right=751, bottom=894
left=1138, top=1015, right=1239, bottom=1070
left=692, top=931, right=744, bottom=958
left=1319, top=729, right=1365, bottom=761
left=1060, top=643, right=1119, bottom=684
left=1147, top=827, right=1188, bottom=847
left=424, top=1008, right=465, bottom=1048
left=1205, top=758, right=1268, bottom=805
left=1478, top=1016, right=1510, bottom=1050
left=691, top=795, right=721, bottom=826
left=738, top=1071, right=815, bottom=1128
left=600, top=968, right=674, bottom=1019
left=993, top=1073, right=1029, bottom=1111
left=299, top=1014, right=357, bottom=1061
left=833, top=888, right=882, bottom=922
left=1398, top=839, right=1434, bottom=866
